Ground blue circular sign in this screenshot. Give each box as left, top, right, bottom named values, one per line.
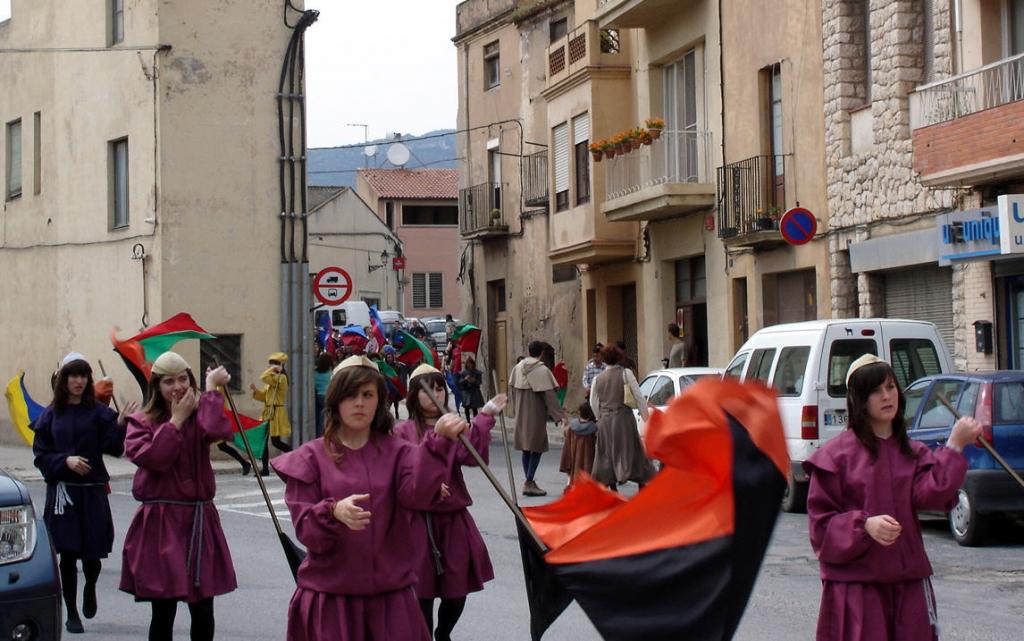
left=779, top=208, right=818, bottom=245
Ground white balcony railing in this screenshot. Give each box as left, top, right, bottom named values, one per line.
left=915, top=52, right=1024, bottom=128
left=604, top=129, right=713, bottom=202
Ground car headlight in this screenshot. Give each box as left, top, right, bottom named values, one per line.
left=0, top=503, right=37, bottom=565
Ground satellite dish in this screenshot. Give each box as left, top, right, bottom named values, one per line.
left=364, top=145, right=377, bottom=157
left=386, top=142, right=411, bottom=167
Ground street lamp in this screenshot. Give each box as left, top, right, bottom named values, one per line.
left=367, top=249, right=389, bottom=273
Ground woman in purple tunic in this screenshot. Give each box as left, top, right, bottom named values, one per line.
left=272, top=355, right=469, bottom=641
left=32, top=353, right=134, bottom=634
left=803, top=354, right=982, bottom=641
left=394, top=364, right=506, bottom=641
left=119, top=352, right=237, bottom=641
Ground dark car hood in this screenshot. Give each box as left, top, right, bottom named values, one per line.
left=0, top=468, right=30, bottom=507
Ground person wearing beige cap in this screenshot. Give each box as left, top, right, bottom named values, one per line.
left=270, top=354, right=471, bottom=641
left=32, top=352, right=137, bottom=634
left=250, top=351, right=293, bottom=476
left=119, top=352, right=236, bottom=641
left=802, top=354, right=982, bottom=641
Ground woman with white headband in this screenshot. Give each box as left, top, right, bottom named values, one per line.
left=32, top=352, right=136, bottom=634
left=119, top=352, right=236, bottom=641
left=803, top=354, right=982, bottom=641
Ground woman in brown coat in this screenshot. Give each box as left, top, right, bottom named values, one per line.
left=589, top=344, right=654, bottom=491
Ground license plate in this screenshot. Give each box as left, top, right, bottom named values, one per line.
left=824, top=412, right=847, bottom=426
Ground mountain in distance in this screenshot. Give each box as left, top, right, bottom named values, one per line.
left=308, top=128, right=457, bottom=188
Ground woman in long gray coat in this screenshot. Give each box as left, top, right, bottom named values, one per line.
left=590, top=344, right=654, bottom=491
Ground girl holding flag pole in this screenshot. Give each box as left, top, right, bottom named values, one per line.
left=804, top=354, right=981, bottom=641
left=394, top=364, right=507, bottom=641
left=272, top=355, right=470, bottom=641
left=119, top=352, right=237, bottom=641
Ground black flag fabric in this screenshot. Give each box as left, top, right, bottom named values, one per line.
left=520, top=378, right=789, bottom=641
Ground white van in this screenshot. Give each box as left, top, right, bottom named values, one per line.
left=314, top=301, right=371, bottom=330
left=725, top=319, right=954, bottom=512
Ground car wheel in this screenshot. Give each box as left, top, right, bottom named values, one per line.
left=949, top=487, right=987, bottom=546
left=781, top=476, right=808, bottom=513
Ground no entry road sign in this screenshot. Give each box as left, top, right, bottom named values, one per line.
left=314, top=266, right=353, bottom=306
left=779, top=207, right=818, bottom=246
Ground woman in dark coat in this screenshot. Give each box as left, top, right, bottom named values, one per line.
left=589, top=344, right=654, bottom=491
left=33, top=352, right=135, bottom=634
left=458, top=357, right=485, bottom=421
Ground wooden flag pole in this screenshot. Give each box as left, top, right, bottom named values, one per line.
left=935, top=394, right=1024, bottom=491
left=491, top=369, right=518, bottom=506
left=417, top=379, right=547, bottom=552
left=96, top=360, right=121, bottom=414
left=220, top=383, right=306, bottom=580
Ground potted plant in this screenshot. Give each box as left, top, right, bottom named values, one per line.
left=589, top=141, right=604, bottom=162
left=631, top=128, right=644, bottom=150
left=640, top=129, right=654, bottom=146
left=489, top=208, right=502, bottom=225
left=613, top=132, right=629, bottom=154
left=603, top=139, right=616, bottom=159
left=645, top=118, right=665, bottom=139
left=754, top=208, right=773, bottom=231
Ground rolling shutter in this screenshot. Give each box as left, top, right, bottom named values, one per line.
left=883, top=266, right=954, bottom=349
left=572, top=112, right=590, bottom=145
left=553, top=122, right=569, bottom=194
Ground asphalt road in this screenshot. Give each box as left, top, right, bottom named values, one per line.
left=24, top=442, right=1024, bottom=640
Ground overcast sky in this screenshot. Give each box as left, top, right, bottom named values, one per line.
left=304, top=0, right=462, bottom=148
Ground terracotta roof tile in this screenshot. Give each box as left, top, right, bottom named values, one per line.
left=359, top=168, right=458, bottom=200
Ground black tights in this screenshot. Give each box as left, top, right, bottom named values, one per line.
left=463, top=407, right=478, bottom=422
left=260, top=435, right=293, bottom=471
left=149, top=598, right=215, bottom=641
left=216, top=442, right=250, bottom=472
left=419, top=597, right=467, bottom=641
left=59, top=553, right=101, bottom=619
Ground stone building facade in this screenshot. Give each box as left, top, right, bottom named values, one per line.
left=821, top=0, right=1024, bottom=371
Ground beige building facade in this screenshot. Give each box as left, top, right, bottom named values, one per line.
left=1, top=0, right=311, bottom=443
left=825, top=0, right=1024, bottom=370
left=455, top=0, right=830, bottom=403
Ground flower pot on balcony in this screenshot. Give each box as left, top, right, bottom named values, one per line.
left=631, top=139, right=642, bottom=151
left=720, top=226, right=738, bottom=238
left=592, top=150, right=603, bottom=162
left=605, top=148, right=616, bottom=159
left=649, top=128, right=662, bottom=140
left=754, top=217, right=777, bottom=231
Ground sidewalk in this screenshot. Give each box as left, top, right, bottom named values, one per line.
left=0, top=417, right=564, bottom=483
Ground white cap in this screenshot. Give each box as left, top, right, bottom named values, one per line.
left=845, top=353, right=886, bottom=385
left=60, top=352, right=89, bottom=370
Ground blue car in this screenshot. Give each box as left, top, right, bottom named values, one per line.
left=904, top=372, right=1024, bottom=546
left=0, top=467, right=62, bottom=640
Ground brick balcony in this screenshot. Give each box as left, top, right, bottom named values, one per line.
left=911, top=53, right=1024, bottom=187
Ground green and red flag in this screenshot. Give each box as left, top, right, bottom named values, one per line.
left=223, top=407, right=268, bottom=460
left=451, top=324, right=482, bottom=355
left=519, top=378, right=789, bottom=640
left=373, top=358, right=407, bottom=398
left=394, top=330, right=434, bottom=368
left=111, top=313, right=215, bottom=396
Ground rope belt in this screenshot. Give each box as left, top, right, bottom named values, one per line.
left=424, top=513, right=445, bottom=577
left=142, top=499, right=212, bottom=588
left=53, top=481, right=106, bottom=515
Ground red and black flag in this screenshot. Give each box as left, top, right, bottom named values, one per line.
left=111, top=313, right=215, bottom=397
left=520, top=378, right=789, bottom=641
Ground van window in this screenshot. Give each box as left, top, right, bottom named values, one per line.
left=994, top=382, right=1024, bottom=424
left=725, top=352, right=748, bottom=379
left=890, top=339, right=942, bottom=389
left=772, top=346, right=810, bottom=397
left=333, top=310, right=348, bottom=327
left=827, top=339, right=878, bottom=397
left=748, top=348, right=776, bottom=384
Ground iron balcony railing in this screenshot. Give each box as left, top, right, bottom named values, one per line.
left=459, top=182, right=507, bottom=236
left=604, top=129, right=713, bottom=202
left=524, top=150, right=549, bottom=207
left=716, top=154, right=788, bottom=238
left=915, top=52, right=1024, bottom=127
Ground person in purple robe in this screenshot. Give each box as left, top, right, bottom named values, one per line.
left=803, top=354, right=982, bottom=641
left=32, top=352, right=135, bottom=634
left=119, top=351, right=237, bottom=641
left=394, top=364, right=507, bottom=641
left=272, top=355, right=470, bottom=641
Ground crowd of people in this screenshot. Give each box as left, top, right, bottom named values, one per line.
left=29, top=327, right=983, bottom=641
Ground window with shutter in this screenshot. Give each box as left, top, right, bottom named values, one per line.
left=572, top=113, right=590, bottom=205
left=429, top=273, right=443, bottom=308
left=553, top=122, right=569, bottom=211
left=413, top=273, right=427, bottom=309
